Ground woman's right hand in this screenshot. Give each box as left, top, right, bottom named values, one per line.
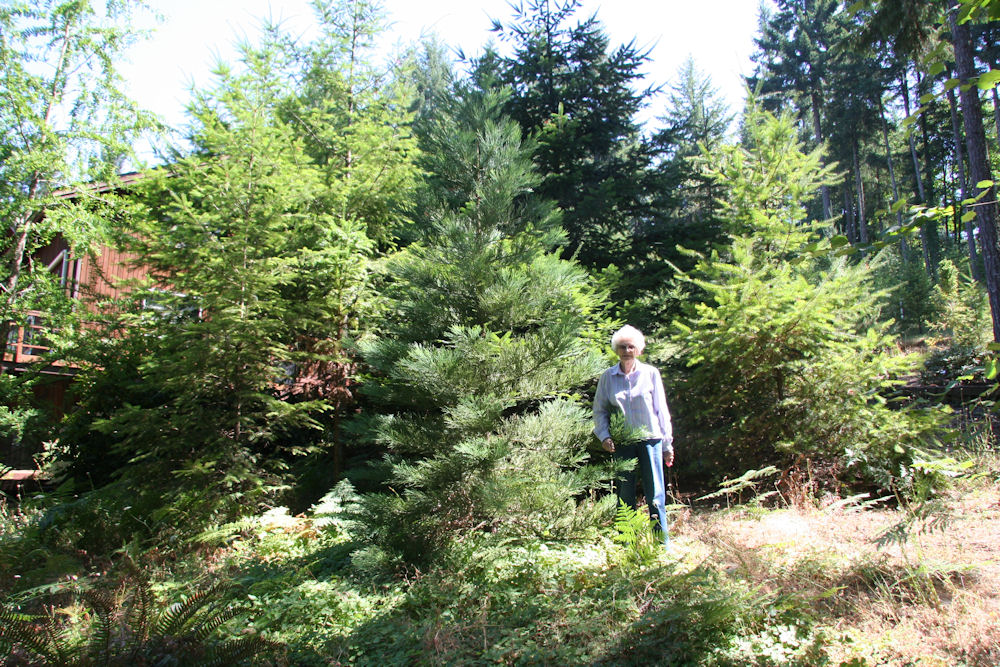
left=602, top=437, right=615, bottom=453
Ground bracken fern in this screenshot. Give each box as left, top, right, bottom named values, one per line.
left=0, top=564, right=280, bottom=666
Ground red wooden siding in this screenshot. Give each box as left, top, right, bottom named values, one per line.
left=75, top=244, right=151, bottom=305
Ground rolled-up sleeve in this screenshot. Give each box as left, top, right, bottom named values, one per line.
left=593, top=370, right=612, bottom=441
left=652, top=368, right=673, bottom=449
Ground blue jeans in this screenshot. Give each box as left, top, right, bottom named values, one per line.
left=614, top=438, right=670, bottom=546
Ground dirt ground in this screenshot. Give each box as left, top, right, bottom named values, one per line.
left=675, top=474, right=1000, bottom=666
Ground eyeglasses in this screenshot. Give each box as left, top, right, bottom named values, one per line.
left=615, top=343, right=638, bottom=351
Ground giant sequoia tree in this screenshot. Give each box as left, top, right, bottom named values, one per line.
left=355, top=89, right=610, bottom=567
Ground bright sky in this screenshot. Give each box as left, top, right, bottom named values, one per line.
left=121, top=0, right=767, bottom=156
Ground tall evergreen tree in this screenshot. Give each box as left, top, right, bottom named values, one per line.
left=948, top=9, right=1000, bottom=341
left=71, top=39, right=377, bottom=528
left=355, top=89, right=609, bottom=567
left=283, top=0, right=420, bottom=248
left=273, top=0, right=421, bottom=479
left=654, top=60, right=731, bottom=257
left=621, top=59, right=733, bottom=331
left=749, top=0, right=846, bottom=220
left=475, top=0, right=661, bottom=271
left=671, top=104, right=943, bottom=488
left=853, top=0, right=996, bottom=305
left=823, top=55, right=888, bottom=244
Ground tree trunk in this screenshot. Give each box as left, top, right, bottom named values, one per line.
left=917, top=71, right=936, bottom=205
left=951, top=10, right=1000, bottom=342
left=947, top=81, right=981, bottom=281
left=0, top=206, right=41, bottom=377
left=982, top=39, right=1000, bottom=152
left=902, top=68, right=937, bottom=277
left=852, top=139, right=868, bottom=245
left=900, top=70, right=927, bottom=203
left=810, top=92, right=832, bottom=220
left=880, top=96, right=908, bottom=260
left=993, top=87, right=1000, bottom=151
left=843, top=176, right=856, bottom=242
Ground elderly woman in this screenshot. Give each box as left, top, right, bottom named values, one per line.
left=593, top=325, right=673, bottom=546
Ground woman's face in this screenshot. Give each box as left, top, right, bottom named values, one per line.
left=615, top=339, right=641, bottom=364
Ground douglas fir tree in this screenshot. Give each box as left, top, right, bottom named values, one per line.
left=672, top=104, right=945, bottom=492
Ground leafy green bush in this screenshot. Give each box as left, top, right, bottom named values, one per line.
left=870, top=247, right=934, bottom=338
left=919, top=343, right=988, bottom=385
left=0, top=483, right=150, bottom=599
left=915, top=259, right=992, bottom=386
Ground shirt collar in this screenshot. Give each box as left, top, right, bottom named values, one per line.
left=611, top=359, right=645, bottom=376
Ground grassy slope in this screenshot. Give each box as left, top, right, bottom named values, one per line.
left=186, top=457, right=998, bottom=666
left=680, top=477, right=1000, bottom=666
left=2, top=460, right=998, bottom=666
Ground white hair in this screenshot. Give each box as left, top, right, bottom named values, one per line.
left=611, top=325, right=645, bottom=353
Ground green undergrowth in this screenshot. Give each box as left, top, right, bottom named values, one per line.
left=5, top=452, right=998, bottom=665
left=165, top=496, right=839, bottom=666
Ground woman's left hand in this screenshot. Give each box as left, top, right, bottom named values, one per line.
left=663, top=449, right=674, bottom=467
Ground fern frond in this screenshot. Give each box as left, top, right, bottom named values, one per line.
left=611, top=500, right=660, bottom=567
left=153, top=583, right=229, bottom=636
left=40, top=611, right=74, bottom=666
left=0, top=610, right=56, bottom=660
left=190, top=517, right=259, bottom=545
left=608, top=410, right=653, bottom=446
left=201, top=635, right=282, bottom=667
left=191, top=605, right=243, bottom=642
left=81, top=589, right=115, bottom=663
left=123, top=573, right=153, bottom=647
left=612, top=500, right=641, bottom=548
left=698, top=465, right=780, bottom=501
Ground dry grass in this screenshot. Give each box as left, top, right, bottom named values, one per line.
left=672, top=467, right=1000, bottom=666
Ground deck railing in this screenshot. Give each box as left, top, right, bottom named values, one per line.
left=4, top=310, right=52, bottom=364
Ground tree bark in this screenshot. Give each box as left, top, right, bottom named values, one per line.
left=852, top=139, right=868, bottom=245
left=947, top=81, right=981, bottom=281
left=993, top=87, right=1000, bottom=151
left=951, top=10, right=1000, bottom=342
left=900, top=70, right=927, bottom=203
left=917, top=71, right=936, bottom=205
left=843, top=175, right=856, bottom=242
left=902, top=68, right=937, bottom=277
left=880, top=96, right=908, bottom=260
left=810, top=92, right=832, bottom=220
left=1, top=207, right=41, bottom=377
